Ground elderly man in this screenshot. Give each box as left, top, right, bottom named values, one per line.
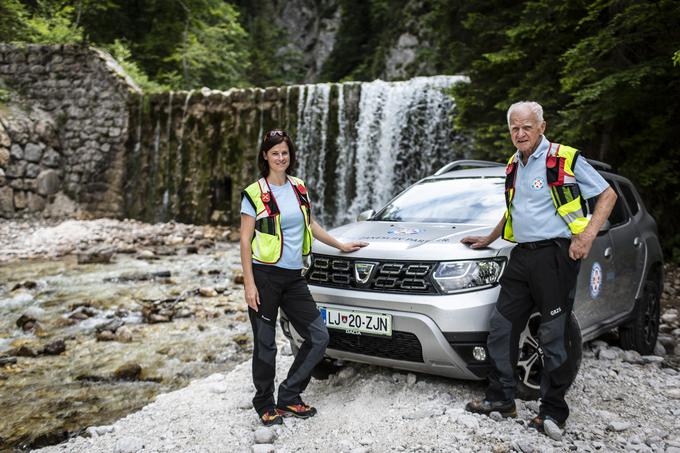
left=461, top=101, right=617, bottom=434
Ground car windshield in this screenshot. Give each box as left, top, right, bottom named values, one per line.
left=373, top=177, right=506, bottom=223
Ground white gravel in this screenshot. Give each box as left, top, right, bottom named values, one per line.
left=37, top=345, right=680, bottom=453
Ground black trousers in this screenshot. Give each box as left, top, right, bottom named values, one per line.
left=485, top=238, right=580, bottom=423
left=249, top=264, right=329, bottom=415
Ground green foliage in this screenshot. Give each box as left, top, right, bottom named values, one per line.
left=0, top=0, right=30, bottom=42
left=162, top=1, right=250, bottom=89
left=24, top=1, right=84, bottom=44
left=105, top=40, right=168, bottom=93
left=451, top=0, right=680, bottom=260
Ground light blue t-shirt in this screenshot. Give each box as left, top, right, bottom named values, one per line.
left=241, top=181, right=305, bottom=270
left=510, top=136, right=610, bottom=243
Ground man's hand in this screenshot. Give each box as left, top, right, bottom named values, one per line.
left=244, top=282, right=260, bottom=312
left=569, top=231, right=596, bottom=260
left=461, top=236, right=491, bottom=249
left=339, top=241, right=369, bottom=253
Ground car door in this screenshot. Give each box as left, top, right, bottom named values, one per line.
left=603, top=180, right=645, bottom=319
left=604, top=179, right=646, bottom=320
left=574, top=200, right=616, bottom=329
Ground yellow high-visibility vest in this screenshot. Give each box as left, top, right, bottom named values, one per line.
left=242, top=176, right=313, bottom=263
left=503, top=143, right=589, bottom=242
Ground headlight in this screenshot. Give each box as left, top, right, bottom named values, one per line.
left=432, top=259, right=505, bottom=293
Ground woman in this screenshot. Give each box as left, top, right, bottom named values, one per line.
left=240, top=129, right=367, bottom=426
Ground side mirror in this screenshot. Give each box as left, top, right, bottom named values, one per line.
left=357, top=209, right=375, bottom=222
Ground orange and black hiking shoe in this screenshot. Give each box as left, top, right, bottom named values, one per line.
left=259, top=408, right=283, bottom=426
left=276, top=401, right=317, bottom=419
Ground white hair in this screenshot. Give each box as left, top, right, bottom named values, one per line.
left=507, top=101, right=544, bottom=127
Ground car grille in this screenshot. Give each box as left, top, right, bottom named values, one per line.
left=307, top=254, right=439, bottom=294
left=327, top=330, right=424, bottom=363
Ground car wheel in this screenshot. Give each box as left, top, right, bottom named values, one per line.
left=516, top=312, right=582, bottom=400
left=619, top=280, right=660, bottom=355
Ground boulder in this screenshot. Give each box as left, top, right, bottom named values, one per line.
left=43, top=339, right=66, bottom=355
left=36, top=169, right=60, bottom=195
left=23, top=143, right=44, bottom=162
left=77, top=246, right=115, bottom=264
left=114, top=363, right=142, bottom=381
left=0, top=186, right=14, bottom=215
left=0, top=147, right=9, bottom=167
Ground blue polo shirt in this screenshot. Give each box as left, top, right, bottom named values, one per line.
left=241, top=181, right=305, bottom=270
left=510, top=136, right=610, bottom=243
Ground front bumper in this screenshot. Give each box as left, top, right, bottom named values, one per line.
left=280, top=284, right=500, bottom=380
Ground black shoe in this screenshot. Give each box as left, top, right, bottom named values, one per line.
left=528, top=415, right=565, bottom=433
left=276, top=401, right=317, bottom=419
left=259, top=408, right=283, bottom=426
left=464, top=399, right=517, bottom=418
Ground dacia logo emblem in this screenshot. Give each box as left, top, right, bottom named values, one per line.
left=354, top=262, right=376, bottom=285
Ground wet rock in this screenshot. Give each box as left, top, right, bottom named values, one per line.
left=77, top=246, right=115, bottom=264
left=662, top=313, right=678, bottom=324
left=254, top=427, right=277, bottom=444
left=97, top=319, right=123, bottom=333
left=11, top=280, right=38, bottom=290
left=174, top=308, right=192, bottom=319
left=149, top=314, right=171, bottom=323
left=15, top=345, right=39, bottom=357
left=234, top=272, right=245, bottom=284
left=0, top=356, right=17, bottom=367
left=199, top=287, right=218, bottom=297
left=96, top=331, right=116, bottom=341
left=137, top=250, right=157, bottom=260
left=43, top=339, right=66, bottom=355
left=112, top=270, right=171, bottom=282
left=252, top=445, right=275, bottom=453
left=114, top=363, right=142, bottom=381
left=228, top=230, right=240, bottom=242
left=186, top=245, right=199, bottom=254
left=489, top=411, right=503, bottom=422
left=115, top=326, right=133, bottom=342
left=16, top=314, right=37, bottom=331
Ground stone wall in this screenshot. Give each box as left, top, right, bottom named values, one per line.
left=0, top=44, right=139, bottom=219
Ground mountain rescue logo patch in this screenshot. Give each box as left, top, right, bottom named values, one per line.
left=531, top=177, right=545, bottom=191
left=590, top=262, right=603, bottom=299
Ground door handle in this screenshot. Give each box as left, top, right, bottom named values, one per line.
left=633, top=237, right=641, bottom=248
left=604, top=247, right=613, bottom=260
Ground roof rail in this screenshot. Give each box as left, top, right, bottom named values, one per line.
left=434, top=160, right=504, bottom=176
left=586, top=158, right=613, bottom=172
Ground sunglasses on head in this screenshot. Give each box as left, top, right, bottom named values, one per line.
left=265, top=130, right=287, bottom=139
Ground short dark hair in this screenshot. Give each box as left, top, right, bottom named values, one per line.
left=258, top=129, right=297, bottom=178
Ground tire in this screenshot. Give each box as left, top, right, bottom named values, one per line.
left=620, top=280, right=660, bottom=355
left=516, top=311, right=582, bottom=401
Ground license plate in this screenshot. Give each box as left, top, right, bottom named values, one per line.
left=318, top=305, right=392, bottom=337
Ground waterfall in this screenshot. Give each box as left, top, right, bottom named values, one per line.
left=127, top=75, right=468, bottom=227
left=293, top=75, right=468, bottom=227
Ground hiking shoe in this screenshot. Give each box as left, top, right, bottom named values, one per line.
left=464, top=399, right=517, bottom=418
left=276, top=401, right=317, bottom=419
left=528, top=415, right=565, bottom=439
left=259, top=408, right=283, bottom=426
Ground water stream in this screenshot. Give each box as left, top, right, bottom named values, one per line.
left=0, top=245, right=252, bottom=450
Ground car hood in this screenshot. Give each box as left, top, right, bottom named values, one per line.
left=313, top=221, right=510, bottom=260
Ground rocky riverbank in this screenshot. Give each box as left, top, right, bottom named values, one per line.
left=2, top=219, right=680, bottom=452
left=0, top=219, right=252, bottom=450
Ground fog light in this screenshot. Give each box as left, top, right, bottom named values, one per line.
left=472, top=346, right=487, bottom=361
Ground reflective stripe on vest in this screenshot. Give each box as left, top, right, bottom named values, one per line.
left=242, top=176, right=313, bottom=264
left=502, top=142, right=589, bottom=242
